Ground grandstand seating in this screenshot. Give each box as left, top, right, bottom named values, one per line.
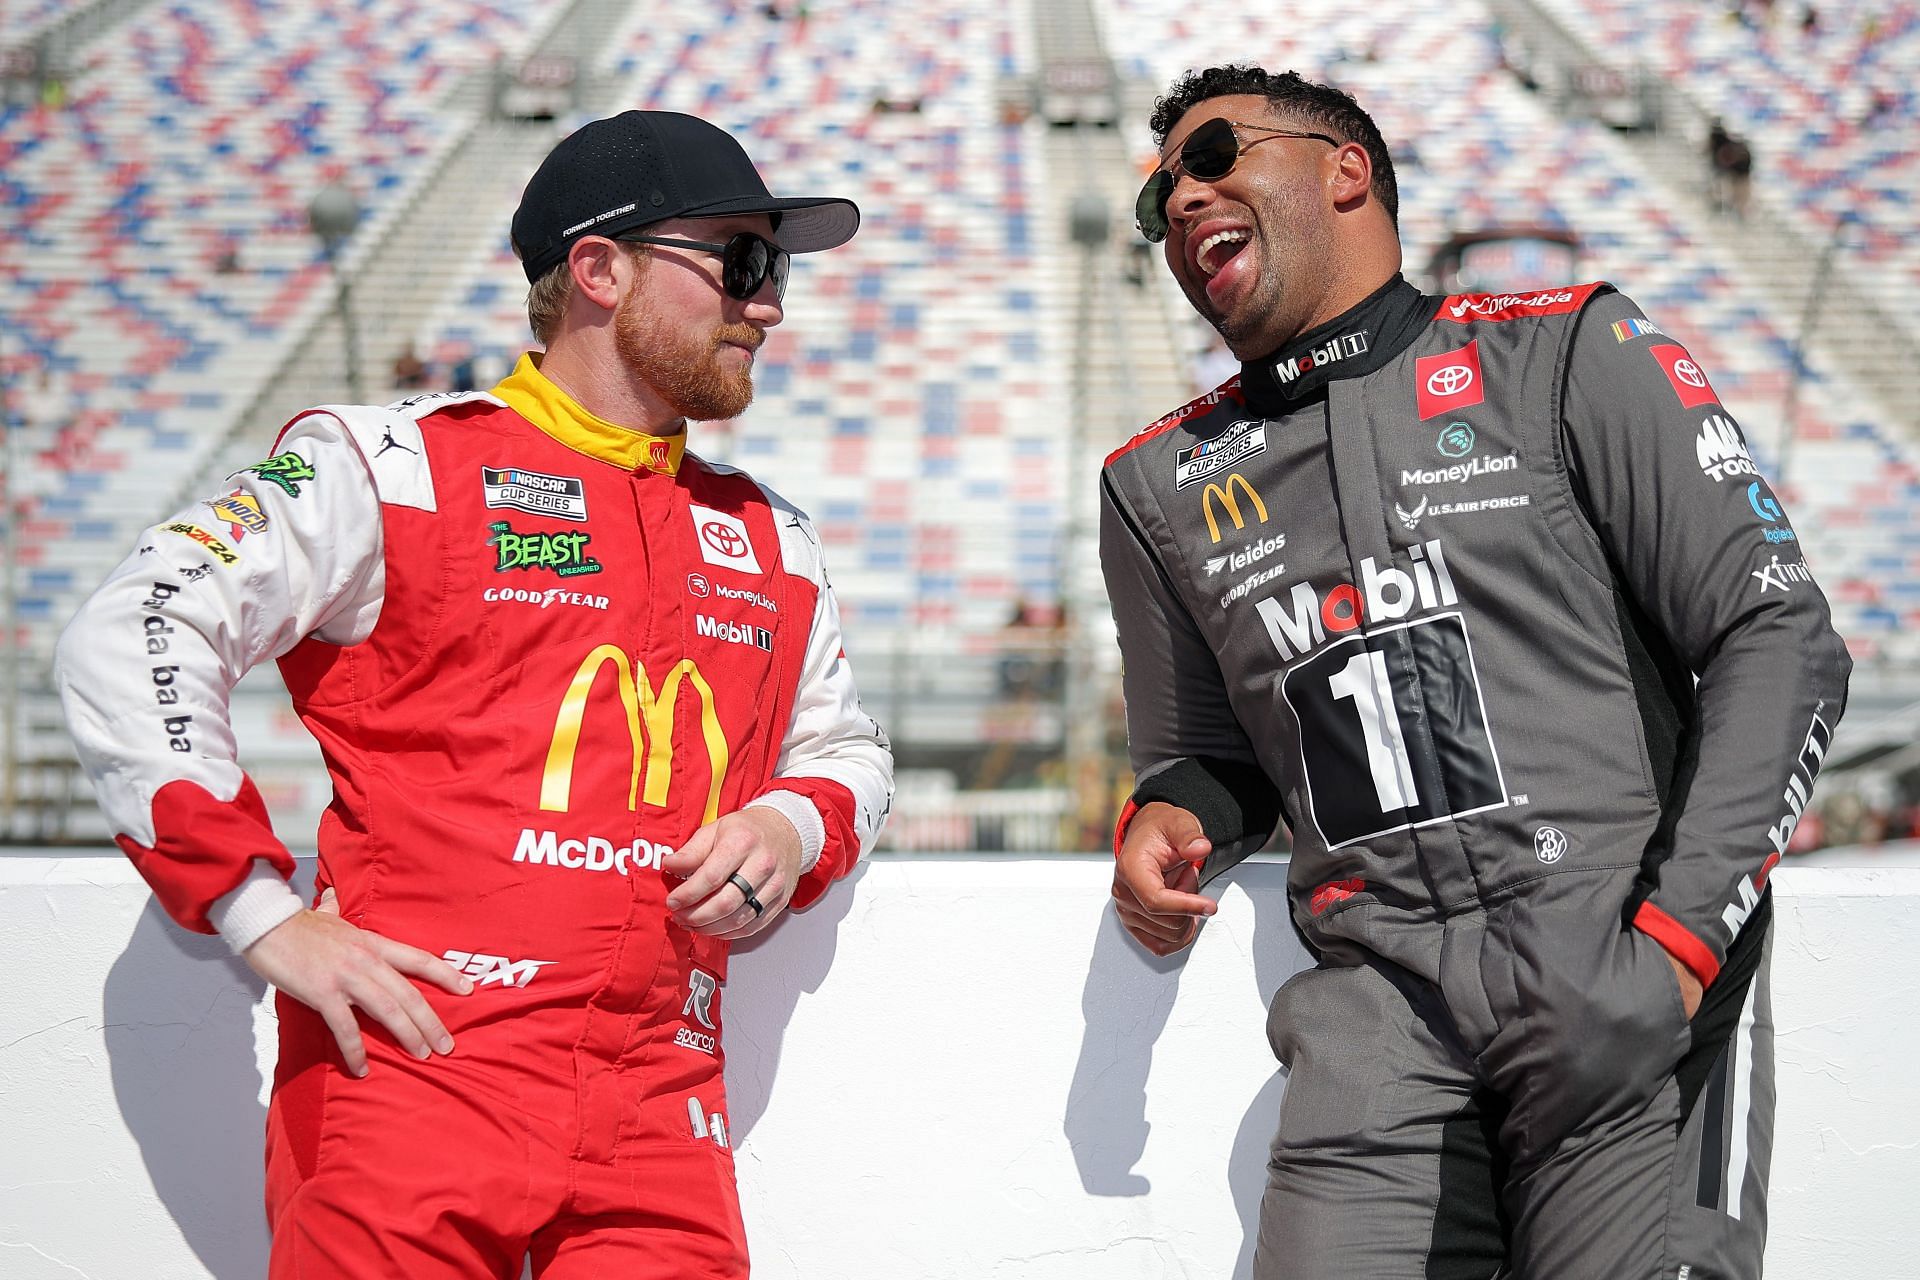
left=1527, top=0, right=1920, bottom=340
left=7, top=0, right=1917, bottom=685
left=3, top=0, right=553, bottom=657
left=414, top=0, right=1064, bottom=661
left=1098, top=0, right=1920, bottom=667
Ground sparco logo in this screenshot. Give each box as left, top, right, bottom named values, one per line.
left=1274, top=331, right=1370, bottom=384
left=696, top=614, right=774, bottom=651
left=1446, top=290, right=1576, bottom=319
left=512, top=828, right=670, bottom=875
left=1401, top=454, right=1516, bottom=487
left=442, top=950, right=554, bottom=988
left=1725, top=713, right=1831, bottom=940
left=1696, top=415, right=1757, bottom=481
left=1255, top=539, right=1459, bottom=661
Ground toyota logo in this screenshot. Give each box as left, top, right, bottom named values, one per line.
left=1673, top=358, right=1707, bottom=388
left=1426, top=363, right=1474, bottom=397
left=701, top=521, right=747, bottom=558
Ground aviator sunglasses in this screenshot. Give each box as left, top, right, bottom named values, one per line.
left=1135, top=118, right=1340, bottom=243
left=617, top=231, right=791, bottom=301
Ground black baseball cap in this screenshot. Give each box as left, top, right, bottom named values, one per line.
left=511, top=110, right=861, bottom=282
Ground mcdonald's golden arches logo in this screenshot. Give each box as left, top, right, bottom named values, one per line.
left=542, top=644, right=730, bottom=824
left=1202, top=473, right=1268, bottom=544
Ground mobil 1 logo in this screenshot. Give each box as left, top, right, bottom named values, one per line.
left=1280, top=612, right=1509, bottom=850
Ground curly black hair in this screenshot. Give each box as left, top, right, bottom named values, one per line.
left=1148, top=65, right=1398, bottom=227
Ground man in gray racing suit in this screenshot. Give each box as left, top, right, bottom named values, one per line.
left=1104, top=66, right=1850, bottom=1279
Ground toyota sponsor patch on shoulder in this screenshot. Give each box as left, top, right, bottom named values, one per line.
left=1175, top=417, right=1268, bottom=489
left=689, top=503, right=763, bottom=573
left=483, top=465, right=588, bottom=521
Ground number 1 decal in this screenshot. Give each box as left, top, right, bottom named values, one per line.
left=1281, top=612, right=1508, bottom=850
left=1327, top=649, right=1420, bottom=813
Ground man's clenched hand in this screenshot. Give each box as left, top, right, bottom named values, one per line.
left=662, top=808, right=804, bottom=941
left=1113, top=801, right=1218, bottom=956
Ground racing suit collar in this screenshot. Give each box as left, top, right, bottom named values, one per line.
left=1242, top=274, right=1433, bottom=408
left=491, top=353, right=687, bottom=475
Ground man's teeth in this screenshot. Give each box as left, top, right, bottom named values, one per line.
left=1198, top=229, right=1250, bottom=277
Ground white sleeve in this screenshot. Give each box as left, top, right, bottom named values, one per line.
left=743, top=494, right=894, bottom=887
left=55, top=411, right=388, bottom=946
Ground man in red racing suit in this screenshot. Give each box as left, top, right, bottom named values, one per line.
left=57, top=110, right=893, bottom=1278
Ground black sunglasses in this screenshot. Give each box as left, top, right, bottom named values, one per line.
left=617, top=231, right=792, bottom=301
left=1134, top=118, right=1340, bottom=243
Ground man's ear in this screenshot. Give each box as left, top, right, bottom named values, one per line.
left=567, top=238, right=626, bottom=312
left=1327, top=141, right=1373, bottom=210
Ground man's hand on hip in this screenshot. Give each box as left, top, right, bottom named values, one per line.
left=243, top=896, right=474, bottom=1078
left=663, top=807, right=804, bottom=941
left=1113, top=801, right=1218, bottom=956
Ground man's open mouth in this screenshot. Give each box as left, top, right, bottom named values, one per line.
left=1195, top=228, right=1251, bottom=277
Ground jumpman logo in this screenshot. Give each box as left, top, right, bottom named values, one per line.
left=376, top=426, right=417, bottom=457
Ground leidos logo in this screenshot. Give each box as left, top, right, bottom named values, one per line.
left=1201, top=473, right=1268, bottom=543
left=541, top=644, right=730, bottom=824
left=1255, top=539, right=1460, bottom=661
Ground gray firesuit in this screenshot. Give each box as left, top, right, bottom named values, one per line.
left=1100, top=275, right=1850, bottom=1279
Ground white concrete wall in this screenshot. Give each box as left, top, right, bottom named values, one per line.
left=1, top=854, right=1915, bottom=1278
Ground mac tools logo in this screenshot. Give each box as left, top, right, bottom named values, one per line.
left=1696, top=415, right=1757, bottom=482
left=1414, top=342, right=1485, bottom=419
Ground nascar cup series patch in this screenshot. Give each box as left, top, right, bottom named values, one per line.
left=483, top=466, right=589, bottom=521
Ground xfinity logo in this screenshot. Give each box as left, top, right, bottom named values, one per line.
left=1401, top=454, right=1517, bottom=487
left=696, top=614, right=774, bottom=651
left=1255, top=539, right=1459, bottom=661
left=1273, top=331, right=1370, bottom=384
left=442, top=950, right=553, bottom=988
left=512, top=829, right=670, bottom=875
left=1697, top=415, right=1757, bottom=481
left=1751, top=554, right=1813, bottom=594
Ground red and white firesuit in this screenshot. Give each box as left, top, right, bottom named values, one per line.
left=57, top=355, right=894, bottom=1277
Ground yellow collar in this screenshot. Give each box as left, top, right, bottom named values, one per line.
left=491, top=353, right=686, bottom=475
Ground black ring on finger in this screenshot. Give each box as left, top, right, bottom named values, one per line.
left=727, top=871, right=766, bottom=918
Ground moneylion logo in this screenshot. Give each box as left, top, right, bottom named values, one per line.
left=542, top=644, right=729, bottom=823
left=1201, top=472, right=1268, bottom=544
